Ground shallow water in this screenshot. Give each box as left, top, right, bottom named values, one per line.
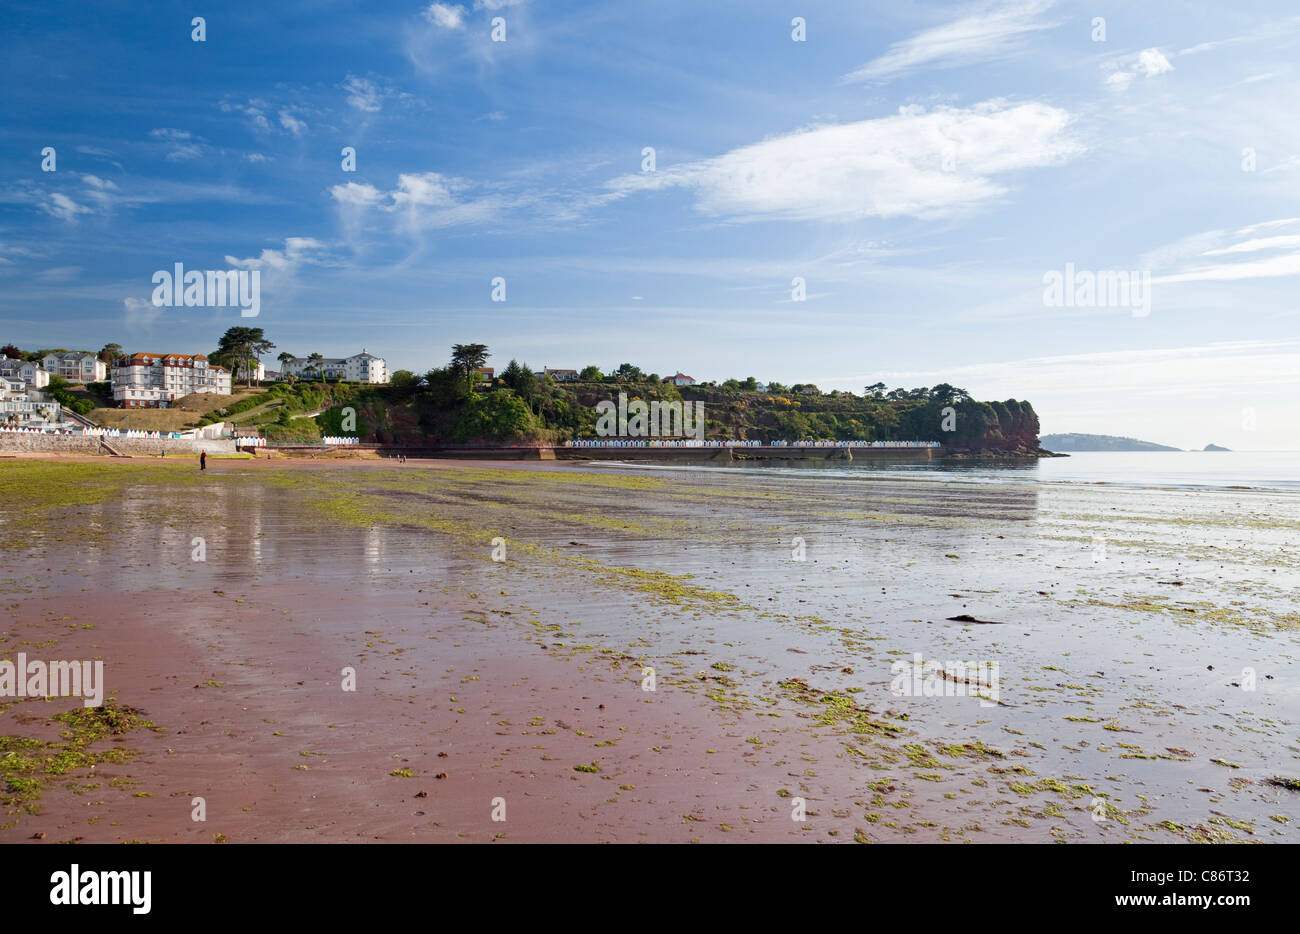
left=598, top=449, right=1300, bottom=492
left=5, top=459, right=1298, bottom=841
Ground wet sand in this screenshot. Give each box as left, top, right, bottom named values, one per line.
left=1, top=456, right=1296, bottom=842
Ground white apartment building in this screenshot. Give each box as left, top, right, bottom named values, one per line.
left=111, top=352, right=232, bottom=408
left=0, top=376, right=65, bottom=428
left=42, top=352, right=106, bottom=383
left=280, top=350, right=388, bottom=384
left=0, top=355, right=50, bottom=388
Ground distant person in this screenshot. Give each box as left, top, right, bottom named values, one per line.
left=200, top=450, right=206, bottom=471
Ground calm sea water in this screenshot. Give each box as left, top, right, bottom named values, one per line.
left=605, top=450, right=1300, bottom=492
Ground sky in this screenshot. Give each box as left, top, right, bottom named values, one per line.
left=2, top=0, right=1299, bottom=450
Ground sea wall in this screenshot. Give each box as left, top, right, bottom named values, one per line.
left=0, top=434, right=236, bottom=456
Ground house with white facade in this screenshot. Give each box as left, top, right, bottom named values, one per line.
left=543, top=367, right=580, bottom=382
left=111, top=352, right=232, bottom=408
left=663, top=372, right=696, bottom=387
left=0, top=376, right=65, bottom=429
left=41, top=352, right=106, bottom=383
left=0, top=355, right=50, bottom=389
left=280, top=350, right=388, bottom=384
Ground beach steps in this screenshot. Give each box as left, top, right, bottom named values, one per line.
left=99, top=438, right=130, bottom=457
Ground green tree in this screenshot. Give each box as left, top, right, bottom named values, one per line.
left=450, top=343, right=490, bottom=393
left=579, top=365, right=602, bottom=381
left=306, top=352, right=324, bottom=382
left=453, top=390, right=537, bottom=442
left=215, top=327, right=276, bottom=387
left=500, top=359, right=539, bottom=404
left=388, top=370, right=418, bottom=394
left=421, top=366, right=467, bottom=408
left=98, top=343, right=122, bottom=363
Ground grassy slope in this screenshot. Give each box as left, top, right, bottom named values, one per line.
left=89, top=388, right=264, bottom=431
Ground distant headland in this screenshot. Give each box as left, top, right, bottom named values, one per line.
left=1040, top=433, right=1181, bottom=452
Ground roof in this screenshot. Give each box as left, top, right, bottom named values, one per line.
left=116, top=353, right=210, bottom=366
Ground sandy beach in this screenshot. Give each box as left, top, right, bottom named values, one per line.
left=1, top=455, right=1296, bottom=843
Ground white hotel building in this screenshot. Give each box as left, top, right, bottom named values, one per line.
left=110, top=352, right=232, bottom=408
left=280, top=350, right=388, bottom=384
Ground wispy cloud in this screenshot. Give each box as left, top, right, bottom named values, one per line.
left=278, top=110, right=308, bottom=136
left=606, top=100, right=1081, bottom=223
left=842, top=0, right=1058, bottom=84
left=330, top=172, right=508, bottom=234
left=1149, top=219, right=1300, bottom=284
left=342, top=74, right=384, bottom=112
left=149, top=127, right=208, bottom=161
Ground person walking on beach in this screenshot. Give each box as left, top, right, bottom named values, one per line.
left=200, top=450, right=206, bottom=471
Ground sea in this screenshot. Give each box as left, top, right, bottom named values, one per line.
left=603, top=450, right=1300, bottom=493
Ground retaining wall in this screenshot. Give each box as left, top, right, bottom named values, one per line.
left=0, top=434, right=236, bottom=456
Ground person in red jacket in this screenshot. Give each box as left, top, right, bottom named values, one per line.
left=200, top=450, right=207, bottom=471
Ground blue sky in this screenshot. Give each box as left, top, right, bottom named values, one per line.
left=3, top=0, right=1299, bottom=449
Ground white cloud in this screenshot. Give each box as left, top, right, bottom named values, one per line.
left=149, top=127, right=207, bottom=161
left=81, top=174, right=118, bottom=191
left=221, top=99, right=274, bottom=133
left=279, top=110, right=307, bottom=136
left=226, top=237, right=326, bottom=271
left=1149, top=219, right=1300, bottom=284
left=329, top=172, right=506, bottom=231
left=1202, top=234, right=1300, bottom=256
left=1136, top=48, right=1175, bottom=77
left=343, top=75, right=383, bottom=112
left=330, top=181, right=385, bottom=206
left=606, top=100, right=1081, bottom=223
left=424, top=3, right=465, bottom=29
left=391, top=172, right=457, bottom=208
left=43, top=192, right=92, bottom=221
left=1103, top=48, right=1174, bottom=92
left=843, top=0, right=1058, bottom=84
